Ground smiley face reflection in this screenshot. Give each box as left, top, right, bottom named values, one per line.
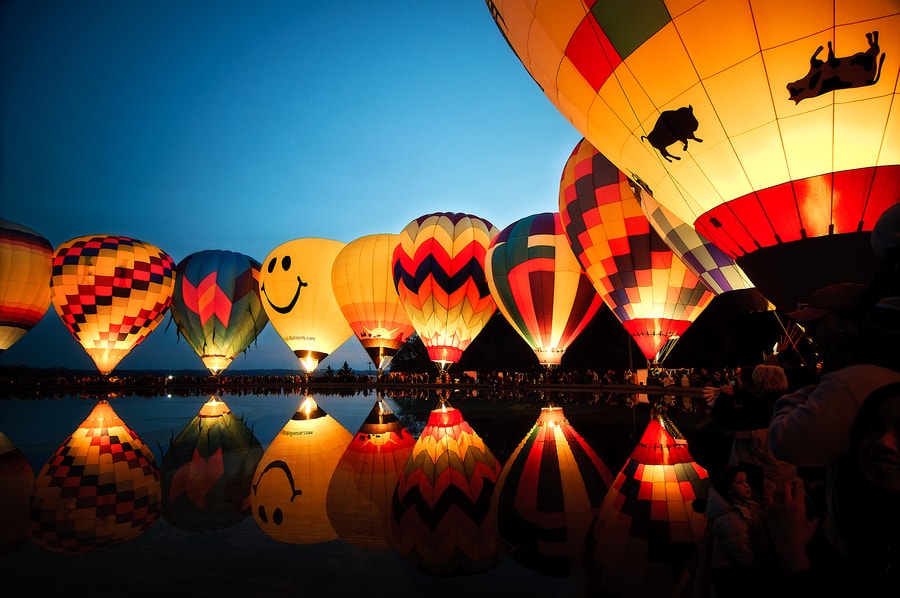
left=248, top=400, right=352, bottom=545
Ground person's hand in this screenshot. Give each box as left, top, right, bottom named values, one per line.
left=764, top=479, right=820, bottom=575
left=702, top=386, right=720, bottom=407
left=719, top=383, right=734, bottom=396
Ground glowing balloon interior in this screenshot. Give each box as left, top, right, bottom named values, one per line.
left=260, top=238, right=353, bottom=373
left=331, top=234, right=415, bottom=372
left=49, top=235, right=176, bottom=374
left=486, top=212, right=604, bottom=368
left=559, top=139, right=714, bottom=364
left=392, top=212, right=499, bottom=372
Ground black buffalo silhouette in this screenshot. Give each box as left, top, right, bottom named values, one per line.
left=787, top=31, right=886, bottom=103
left=641, top=105, right=702, bottom=162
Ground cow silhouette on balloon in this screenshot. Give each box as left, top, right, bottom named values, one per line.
left=642, top=105, right=702, bottom=162
left=787, top=31, right=886, bottom=103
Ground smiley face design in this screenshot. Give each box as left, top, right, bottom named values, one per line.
left=261, top=254, right=308, bottom=314
left=248, top=397, right=352, bottom=544
left=259, top=239, right=355, bottom=372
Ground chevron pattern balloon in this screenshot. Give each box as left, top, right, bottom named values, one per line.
left=389, top=398, right=502, bottom=575
left=392, top=212, right=498, bottom=371
left=170, top=250, right=269, bottom=375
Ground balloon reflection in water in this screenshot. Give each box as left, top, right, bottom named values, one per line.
left=578, top=408, right=710, bottom=597
left=0, top=219, right=53, bottom=353
left=490, top=404, right=613, bottom=577
left=250, top=394, right=351, bottom=544
left=326, top=396, right=416, bottom=549
left=29, top=400, right=161, bottom=553
left=389, top=396, right=502, bottom=575
left=0, top=431, right=34, bottom=556
left=160, top=395, right=264, bottom=532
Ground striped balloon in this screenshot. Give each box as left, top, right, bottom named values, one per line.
left=578, top=410, right=710, bottom=597
left=392, top=212, right=498, bottom=371
left=559, top=139, right=715, bottom=364
left=331, top=234, right=415, bottom=372
left=0, top=219, right=53, bottom=352
left=49, top=235, right=176, bottom=374
left=486, top=212, right=604, bottom=368
left=170, top=250, right=269, bottom=375
left=326, top=396, right=416, bottom=549
left=490, top=404, right=614, bottom=577
left=389, top=397, right=502, bottom=575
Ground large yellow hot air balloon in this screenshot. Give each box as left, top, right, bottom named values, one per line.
left=331, top=234, right=415, bottom=372
left=0, top=219, right=53, bottom=353
left=487, top=0, right=899, bottom=312
left=259, top=238, right=353, bottom=374
left=49, top=235, right=176, bottom=374
left=391, top=213, right=499, bottom=372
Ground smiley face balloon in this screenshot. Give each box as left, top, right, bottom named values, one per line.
left=259, top=238, right=353, bottom=373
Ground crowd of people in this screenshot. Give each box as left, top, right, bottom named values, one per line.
left=688, top=203, right=900, bottom=597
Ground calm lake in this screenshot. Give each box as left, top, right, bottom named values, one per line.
left=0, top=388, right=710, bottom=597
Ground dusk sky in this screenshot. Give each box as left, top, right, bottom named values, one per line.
left=0, top=1, right=585, bottom=373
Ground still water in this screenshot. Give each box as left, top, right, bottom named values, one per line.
left=0, top=388, right=709, bottom=597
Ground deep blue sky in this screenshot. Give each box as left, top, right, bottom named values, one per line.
left=1, top=1, right=583, bottom=372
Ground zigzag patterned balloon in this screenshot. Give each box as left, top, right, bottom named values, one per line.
left=388, top=398, right=502, bottom=576
left=50, top=235, right=175, bottom=374
left=170, top=249, right=269, bottom=375
left=392, top=212, right=498, bottom=371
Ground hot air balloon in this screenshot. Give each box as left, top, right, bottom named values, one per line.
left=170, top=249, right=269, bottom=376
left=29, top=400, right=161, bottom=553
left=260, top=238, right=353, bottom=374
left=490, top=404, right=613, bottom=577
left=485, top=212, right=604, bottom=369
left=392, top=212, right=499, bottom=372
left=0, top=432, right=34, bottom=556
left=578, top=407, right=710, bottom=597
left=249, top=394, right=352, bottom=545
left=559, top=139, right=715, bottom=365
left=160, top=395, right=264, bottom=532
left=331, top=234, right=415, bottom=372
left=487, top=0, right=899, bottom=313
left=49, top=235, right=176, bottom=375
left=389, top=395, right=502, bottom=576
left=0, top=219, right=52, bottom=353
left=325, top=395, right=416, bottom=549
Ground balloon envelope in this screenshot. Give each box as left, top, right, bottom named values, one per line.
left=487, top=0, right=899, bottom=311
left=171, top=249, right=269, bottom=375
left=259, top=238, right=353, bottom=373
left=331, top=234, right=415, bottom=371
left=392, top=212, right=499, bottom=371
left=49, top=235, right=176, bottom=374
left=486, top=212, right=604, bottom=368
left=559, top=139, right=714, bottom=363
left=0, top=219, right=53, bottom=352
